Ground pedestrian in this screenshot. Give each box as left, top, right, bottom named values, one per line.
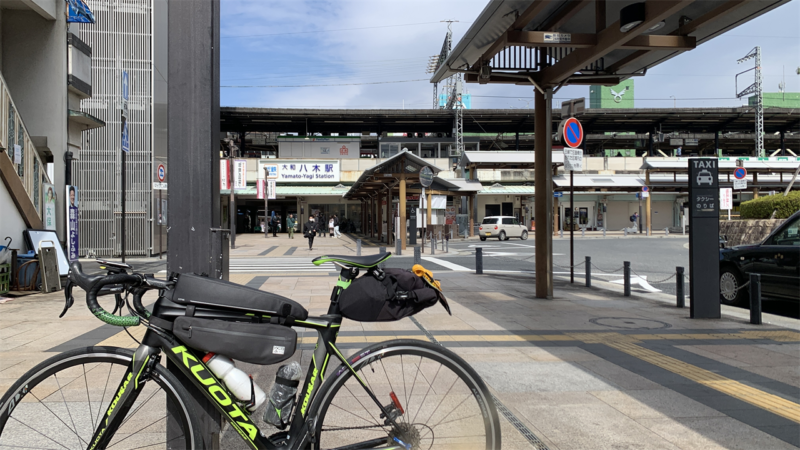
left=333, top=214, right=341, bottom=238
left=287, top=214, right=296, bottom=239
left=328, top=217, right=335, bottom=237
left=303, top=216, right=318, bottom=250
left=630, top=212, right=639, bottom=233
left=675, top=146, right=682, bottom=157
left=271, top=211, right=278, bottom=237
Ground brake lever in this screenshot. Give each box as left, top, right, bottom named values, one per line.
left=110, top=293, right=125, bottom=315
left=59, top=280, right=74, bottom=318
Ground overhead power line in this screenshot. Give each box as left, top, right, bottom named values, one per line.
left=221, top=21, right=466, bottom=38
left=222, top=79, right=429, bottom=88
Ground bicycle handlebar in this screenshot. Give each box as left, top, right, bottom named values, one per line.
left=67, top=261, right=174, bottom=327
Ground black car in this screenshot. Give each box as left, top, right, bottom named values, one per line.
left=719, top=210, right=800, bottom=305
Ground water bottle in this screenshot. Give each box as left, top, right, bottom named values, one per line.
left=203, top=353, right=266, bottom=412
left=263, top=361, right=302, bottom=428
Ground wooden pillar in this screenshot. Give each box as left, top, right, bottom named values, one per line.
left=427, top=190, right=433, bottom=238
left=468, top=194, right=474, bottom=237
left=753, top=172, right=759, bottom=198
left=534, top=88, right=554, bottom=299
left=645, top=170, right=652, bottom=235
left=400, top=175, right=407, bottom=250
left=378, top=189, right=384, bottom=242
left=553, top=197, right=559, bottom=236
left=386, top=188, right=394, bottom=245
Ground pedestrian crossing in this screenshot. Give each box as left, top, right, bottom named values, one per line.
left=230, top=257, right=336, bottom=273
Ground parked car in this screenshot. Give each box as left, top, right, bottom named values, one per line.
left=719, top=210, right=800, bottom=305
left=479, top=216, right=528, bottom=241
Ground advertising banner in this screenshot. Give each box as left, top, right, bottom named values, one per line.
left=257, top=179, right=265, bottom=199
left=268, top=180, right=277, bottom=200
left=43, top=183, right=57, bottom=231
left=233, top=160, right=247, bottom=190
left=66, top=186, right=79, bottom=261
left=445, top=206, right=456, bottom=225
left=220, top=160, right=230, bottom=190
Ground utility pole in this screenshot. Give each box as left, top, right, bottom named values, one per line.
left=736, top=47, right=764, bottom=157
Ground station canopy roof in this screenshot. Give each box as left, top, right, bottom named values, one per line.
left=430, top=0, right=790, bottom=88
left=460, top=150, right=564, bottom=168
left=642, top=157, right=800, bottom=173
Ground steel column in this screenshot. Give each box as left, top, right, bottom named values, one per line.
left=534, top=88, right=553, bottom=298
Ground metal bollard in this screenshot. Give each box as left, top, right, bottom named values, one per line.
left=379, top=246, right=386, bottom=269
left=356, top=239, right=362, bottom=256
left=624, top=228, right=628, bottom=237
left=585, top=256, right=591, bottom=287
left=603, top=228, right=606, bottom=238
left=446, top=235, right=449, bottom=253
left=475, top=247, right=483, bottom=274
left=414, top=246, right=421, bottom=265
left=395, top=236, right=401, bottom=256
left=560, top=228, right=563, bottom=238
left=431, top=237, right=436, bottom=255
left=623, top=261, right=631, bottom=297
left=665, top=228, right=669, bottom=237
left=676, top=267, right=685, bottom=308
left=749, top=273, right=762, bottom=325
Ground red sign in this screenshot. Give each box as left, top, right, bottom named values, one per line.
left=733, top=167, right=747, bottom=180
left=339, top=145, right=349, bottom=155
left=562, top=117, right=584, bottom=148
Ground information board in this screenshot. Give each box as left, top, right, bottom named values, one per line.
left=687, top=158, right=720, bottom=319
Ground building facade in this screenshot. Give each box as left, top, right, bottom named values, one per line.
left=76, top=0, right=168, bottom=257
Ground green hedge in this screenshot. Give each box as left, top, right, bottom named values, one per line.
left=739, top=191, right=800, bottom=219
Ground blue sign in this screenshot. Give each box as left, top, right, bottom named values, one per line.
left=67, top=0, right=95, bottom=23
left=553, top=192, right=563, bottom=198
left=122, top=71, right=129, bottom=102
left=121, top=122, right=130, bottom=153
left=733, top=167, right=747, bottom=180
left=563, top=117, right=584, bottom=148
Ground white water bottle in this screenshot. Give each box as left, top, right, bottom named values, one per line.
left=203, top=353, right=266, bottom=412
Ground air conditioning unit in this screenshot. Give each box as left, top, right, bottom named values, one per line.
left=449, top=148, right=462, bottom=157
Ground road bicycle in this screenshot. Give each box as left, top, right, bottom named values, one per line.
left=0, top=253, right=501, bottom=449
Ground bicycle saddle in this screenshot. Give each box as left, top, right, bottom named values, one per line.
left=312, top=252, right=391, bottom=268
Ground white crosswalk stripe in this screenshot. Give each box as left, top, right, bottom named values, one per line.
left=230, top=257, right=336, bottom=273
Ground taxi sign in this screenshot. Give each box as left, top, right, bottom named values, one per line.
left=562, top=117, right=583, bottom=148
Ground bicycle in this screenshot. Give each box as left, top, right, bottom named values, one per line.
left=0, top=253, right=501, bottom=449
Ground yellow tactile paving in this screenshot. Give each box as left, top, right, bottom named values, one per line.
left=608, top=341, right=800, bottom=424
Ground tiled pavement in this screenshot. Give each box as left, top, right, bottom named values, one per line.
left=2, top=234, right=799, bottom=449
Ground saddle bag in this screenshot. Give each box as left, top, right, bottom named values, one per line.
left=173, top=317, right=297, bottom=365
left=338, top=266, right=450, bottom=322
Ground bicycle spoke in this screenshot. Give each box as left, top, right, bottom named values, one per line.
left=421, top=370, right=463, bottom=426
left=7, top=416, right=70, bottom=450
left=95, top=362, right=114, bottom=427
left=54, top=372, right=87, bottom=449
left=403, top=355, right=423, bottom=424
left=106, top=413, right=172, bottom=449
left=82, top=364, right=95, bottom=431
left=26, top=390, right=88, bottom=448
left=340, top=381, right=382, bottom=427
left=117, top=385, right=161, bottom=429
left=429, top=394, right=476, bottom=431
left=410, top=363, right=443, bottom=425
left=125, top=433, right=190, bottom=450
left=326, top=402, right=384, bottom=427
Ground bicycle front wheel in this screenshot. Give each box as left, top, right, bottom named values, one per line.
left=311, top=339, right=501, bottom=450
left=0, top=346, right=201, bottom=450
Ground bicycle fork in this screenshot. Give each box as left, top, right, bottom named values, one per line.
left=87, top=344, right=160, bottom=450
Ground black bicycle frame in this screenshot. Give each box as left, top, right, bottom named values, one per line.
left=88, top=265, right=404, bottom=450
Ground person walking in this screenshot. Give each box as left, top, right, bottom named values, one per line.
left=303, top=216, right=318, bottom=250
left=271, top=211, right=278, bottom=237
left=328, top=217, right=335, bottom=237
left=630, top=212, right=639, bottom=233
left=287, top=214, right=296, bottom=239
left=333, top=214, right=341, bottom=238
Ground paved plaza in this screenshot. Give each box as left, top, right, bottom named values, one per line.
left=1, top=233, right=799, bottom=449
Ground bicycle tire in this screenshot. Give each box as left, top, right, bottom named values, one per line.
left=309, top=339, right=501, bottom=450
left=0, top=346, right=202, bottom=450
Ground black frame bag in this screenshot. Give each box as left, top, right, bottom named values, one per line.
left=338, top=268, right=449, bottom=322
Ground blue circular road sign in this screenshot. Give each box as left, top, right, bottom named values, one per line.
left=563, top=117, right=583, bottom=148
left=733, top=167, right=747, bottom=180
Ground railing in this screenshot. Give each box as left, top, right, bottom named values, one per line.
left=0, top=71, right=50, bottom=219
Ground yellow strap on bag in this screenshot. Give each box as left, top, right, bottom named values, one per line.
left=412, top=264, right=441, bottom=291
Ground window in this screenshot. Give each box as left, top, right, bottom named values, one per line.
left=513, top=219, right=520, bottom=226
left=17, top=119, right=24, bottom=179
left=771, top=217, right=800, bottom=246
left=7, top=103, right=14, bottom=164
left=481, top=218, right=498, bottom=225
left=502, top=218, right=514, bottom=225
left=421, top=143, right=437, bottom=158
left=380, top=143, right=400, bottom=158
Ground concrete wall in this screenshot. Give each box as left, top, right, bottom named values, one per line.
left=719, top=219, right=786, bottom=247
left=2, top=4, right=68, bottom=240
left=0, top=183, right=29, bottom=251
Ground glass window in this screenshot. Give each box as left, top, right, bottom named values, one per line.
left=502, top=218, right=514, bottom=225
left=17, top=119, right=24, bottom=179
left=771, top=217, right=800, bottom=246
left=33, top=158, right=40, bottom=212
left=380, top=143, right=400, bottom=158
left=482, top=218, right=498, bottom=225
left=7, top=103, right=14, bottom=164
left=421, top=143, right=437, bottom=159
left=513, top=219, right=520, bottom=226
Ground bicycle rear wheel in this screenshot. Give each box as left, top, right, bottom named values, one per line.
left=0, top=346, right=201, bottom=449
left=311, top=339, right=501, bottom=450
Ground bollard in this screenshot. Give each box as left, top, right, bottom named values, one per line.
left=676, top=266, right=685, bottom=308
left=665, top=228, right=669, bottom=237
left=475, top=247, right=483, bottom=274
left=559, top=228, right=563, bottom=238
left=414, top=246, right=421, bottom=265
left=356, top=239, right=362, bottom=256
left=623, top=261, right=631, bottom=297
left=603, top=228, right=606, bottom=238
left=585, top=256, right=591, bottom=287
left=624, top=228, right=627, bottom=237
left=395, top=236, right=401, bottom=256
left=749, top=273, right=762, bottom=325
left=379, top=246, right=386, bottom=269
left=446, top=235, right=449, bottom=253
left=581, top=228, right=585, bottom=238
left=431, top=237, right=436, bottom=255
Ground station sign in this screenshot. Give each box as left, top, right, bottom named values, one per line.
left=274, top=160, right=339, bottom=182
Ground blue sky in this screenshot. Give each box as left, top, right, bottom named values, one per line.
left=220, top=0, right=800, bottom=109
